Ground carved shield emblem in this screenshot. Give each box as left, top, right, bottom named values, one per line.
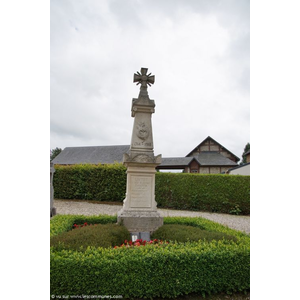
left=136, top=122, right=149, bottom=140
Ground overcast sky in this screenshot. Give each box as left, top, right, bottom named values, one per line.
left=50, top=0, right=250, bottom=160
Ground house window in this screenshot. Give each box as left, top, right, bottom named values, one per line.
left=191, top=169, right=198, bottom=173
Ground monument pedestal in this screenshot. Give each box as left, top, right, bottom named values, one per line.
left=117, top=161, right=163, bottom=236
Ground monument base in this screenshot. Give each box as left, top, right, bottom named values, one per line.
left=117, top=161, right=163, bottom=240
left=117, top=209, right=163, bottom=237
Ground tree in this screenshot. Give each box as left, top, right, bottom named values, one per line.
left=240, top=143, right=250, bottom=165
left=50, top=147, right=62, bottom=161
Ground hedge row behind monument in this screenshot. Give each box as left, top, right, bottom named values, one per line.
left=53, top=164, right=250, bottom=215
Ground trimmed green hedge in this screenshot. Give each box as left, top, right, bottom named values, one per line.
left=53, top=164, right=250, bottom=215
left=156, top=173, right=250, bottom=215
left=151, top=224, right=239, bottom=243
left=50, top=214, right=117, bottom=238
left=50, top=215, right=250, bottom=299
left=51, top=223, right=131, bottom=251
left=53, top=164, right=127, bottom=202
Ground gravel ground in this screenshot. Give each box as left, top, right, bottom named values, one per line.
left=53, top=199, right=250, bottom=234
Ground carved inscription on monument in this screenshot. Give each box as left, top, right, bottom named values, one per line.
left=130, top=176, right=152, bottom=208
left=133, top=142, right=152, bottom=147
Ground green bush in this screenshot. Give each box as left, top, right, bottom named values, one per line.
left=50, top=215, right=250, bottom=298
left=151, top=224, right=238, bottom=243
left=155, top=173, right=250, bottom=214
left=50, top=214, right=118, bottom=238
left=51, top=223, right=131, bottom=251
left=53, top=164, right=127, bottom=202
left=53, top=164, right=250, bottom=214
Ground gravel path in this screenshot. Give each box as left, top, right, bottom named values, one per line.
left=54, top=199, right=250, bottom=234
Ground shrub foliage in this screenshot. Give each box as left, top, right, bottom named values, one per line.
left=155, top=173, right=250, bottom=214
left=50, top=214, right=250, bottom=298
left=53, top=164, right=250, bottom=214
left=53, top=164, right=127, bottom=202
left=51, top=223, right=131, bottom=251
left=151, top=224, right=238, bottom=243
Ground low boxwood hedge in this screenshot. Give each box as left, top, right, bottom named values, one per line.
left=53, top=164, right=250, bottom=215
left=151, top=224, right=238, bottom=243
left=50, top=215, right=250, bottom=299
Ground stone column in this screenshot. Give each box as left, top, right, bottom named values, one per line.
left=117, top=68, right=163, bottom=240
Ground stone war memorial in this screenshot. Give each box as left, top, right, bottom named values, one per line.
left=117, top=67, right=163, bottom=241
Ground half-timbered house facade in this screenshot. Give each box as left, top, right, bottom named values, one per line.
left=158, top=136, right=239, bottom=174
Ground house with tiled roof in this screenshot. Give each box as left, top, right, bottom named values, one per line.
left=52, top=136, right=240, bottom=174
left=158, top=136, right=239, bottom=174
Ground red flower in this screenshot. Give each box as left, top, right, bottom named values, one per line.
left=113, top=238, right=169, bottom=249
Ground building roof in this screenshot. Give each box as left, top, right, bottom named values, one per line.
left=159, top=157, right=194, bottom=169
left=226, top=162, right=250, bottom=175
left=194, top=152, right=238, bottom=166
left=227, top=162, right=250, bottom=172
left=52, top=139, right=238, bottom=169
left=157, top=152, right=237, bottom=169
left=52, top=145, right=130, bottom=165
left=186, top=136, right=240, bottom=162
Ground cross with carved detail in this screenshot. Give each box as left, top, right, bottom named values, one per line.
left=133, top=68, right=155, bottom=89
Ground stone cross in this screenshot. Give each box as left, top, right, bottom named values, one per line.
left=133, top=68, right=155, bottom=98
